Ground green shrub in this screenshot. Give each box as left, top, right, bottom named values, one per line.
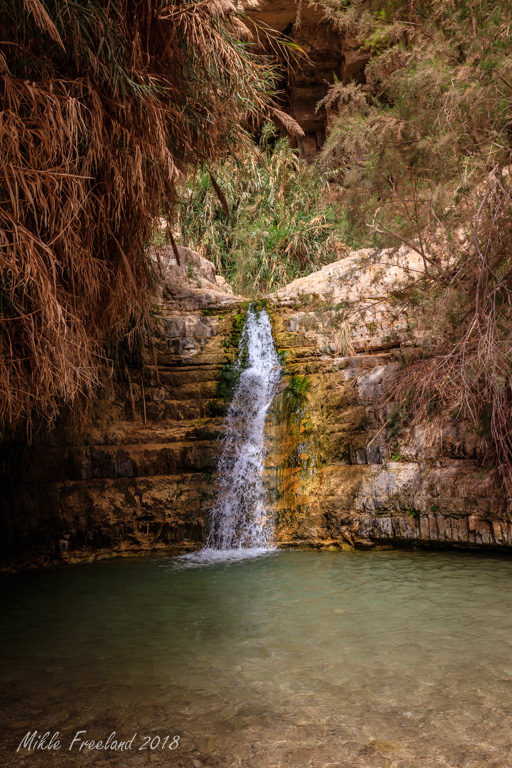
left=314, top=0, right=512, bottom=493
left=315, top=0, right=512, bottom=250
left=178, top=123, right=349, bottom=294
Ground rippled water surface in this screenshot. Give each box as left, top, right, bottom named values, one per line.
left=2, top=549, right=512, bottom=767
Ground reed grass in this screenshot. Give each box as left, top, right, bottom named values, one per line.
left=178, top=123, right=350, bottom=294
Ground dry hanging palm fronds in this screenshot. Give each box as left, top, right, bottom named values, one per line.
left=272, top=107, right=305, bottom=138
left=208, top=172, right=230, bottom=221
left=159, top=0, right=235, bottom=20
left=22, top=0, right=64, bottom=47
left=0, top=0, right=277, bottom=435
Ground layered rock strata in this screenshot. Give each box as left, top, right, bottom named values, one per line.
left=266, top=244, right=511, bottom=550
left=1, top=243, right=510, bottom=570
left=0, top=247, right=242, bottom=568
left=241, top=0, right=369, bottom=159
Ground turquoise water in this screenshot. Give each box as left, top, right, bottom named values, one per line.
left=2, top=549, right=512, bottom=767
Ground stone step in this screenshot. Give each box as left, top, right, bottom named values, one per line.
left=14, top=439, right=223, bottom=483
left=7, top=473, right=217, bottom=565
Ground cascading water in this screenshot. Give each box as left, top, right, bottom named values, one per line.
left=183, top=306, right=281, bottom=564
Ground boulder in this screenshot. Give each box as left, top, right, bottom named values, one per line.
left=149, top=245, right=242, bottom=309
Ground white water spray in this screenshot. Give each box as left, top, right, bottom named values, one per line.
left=181, top=306, right=281, bottom=565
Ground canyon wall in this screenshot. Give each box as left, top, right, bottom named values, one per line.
left=266, top=245, right=511, bottom=550
left=242, top=0, right=369, bottom=159
left=0, top=248, right=239, bottom=568
left=1, top=243, right=510, bottom=569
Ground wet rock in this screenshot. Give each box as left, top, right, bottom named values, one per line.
left=1, top=238, right=510, bottom=570
left=265, top=245, right=510, bottom=552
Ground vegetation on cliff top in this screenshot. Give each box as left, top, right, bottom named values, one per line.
left=179, top=123, right=350, bottom=294
left=4, top=0, right=512, bottom=493
left=315, top=0, right=512, bottom=245
left=0, top=0, right=276, bottom=433
left=172, top=0, right=512, bottom=490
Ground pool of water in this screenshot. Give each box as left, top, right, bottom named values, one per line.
left=2, top=549, right=512, bottom=767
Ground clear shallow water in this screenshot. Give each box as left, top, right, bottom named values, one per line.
left=2, top=550, right=512, bottom=767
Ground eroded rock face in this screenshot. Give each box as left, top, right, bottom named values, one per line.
left=241, top=0, right=369, bottom=159
left=265, top=245, right=511, bottom=551
left=270, top=243, right=436, bottom=352
left=150, top=245, right=239, bottom=309
left=0, top=247, right=244, bottom=569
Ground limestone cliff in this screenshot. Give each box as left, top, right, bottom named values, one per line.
left=1, top=242, right=510, bottom=570
left=0, top=247, right=241, bottom=568
left=266, top=244, right=511, bottom=550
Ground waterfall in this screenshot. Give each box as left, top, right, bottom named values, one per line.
left=183, top=306, right=281, bottom=565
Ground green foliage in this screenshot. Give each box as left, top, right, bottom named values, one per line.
left=315, top=0, right=512, bottom=248
left=178, top=123, right=349, bottom=294
left=207, top=400, right=228, bottom=418
left=276, top=374, right=311, bottom=425
left=388, top=400, right=410, bottom=437
left=215, top=363, right=240, bottom=401
left=223, top=306, right=249, bottom=351
left=210, top=305, right=253, bottom=414
left=314, top=0, right=512, bottom=493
